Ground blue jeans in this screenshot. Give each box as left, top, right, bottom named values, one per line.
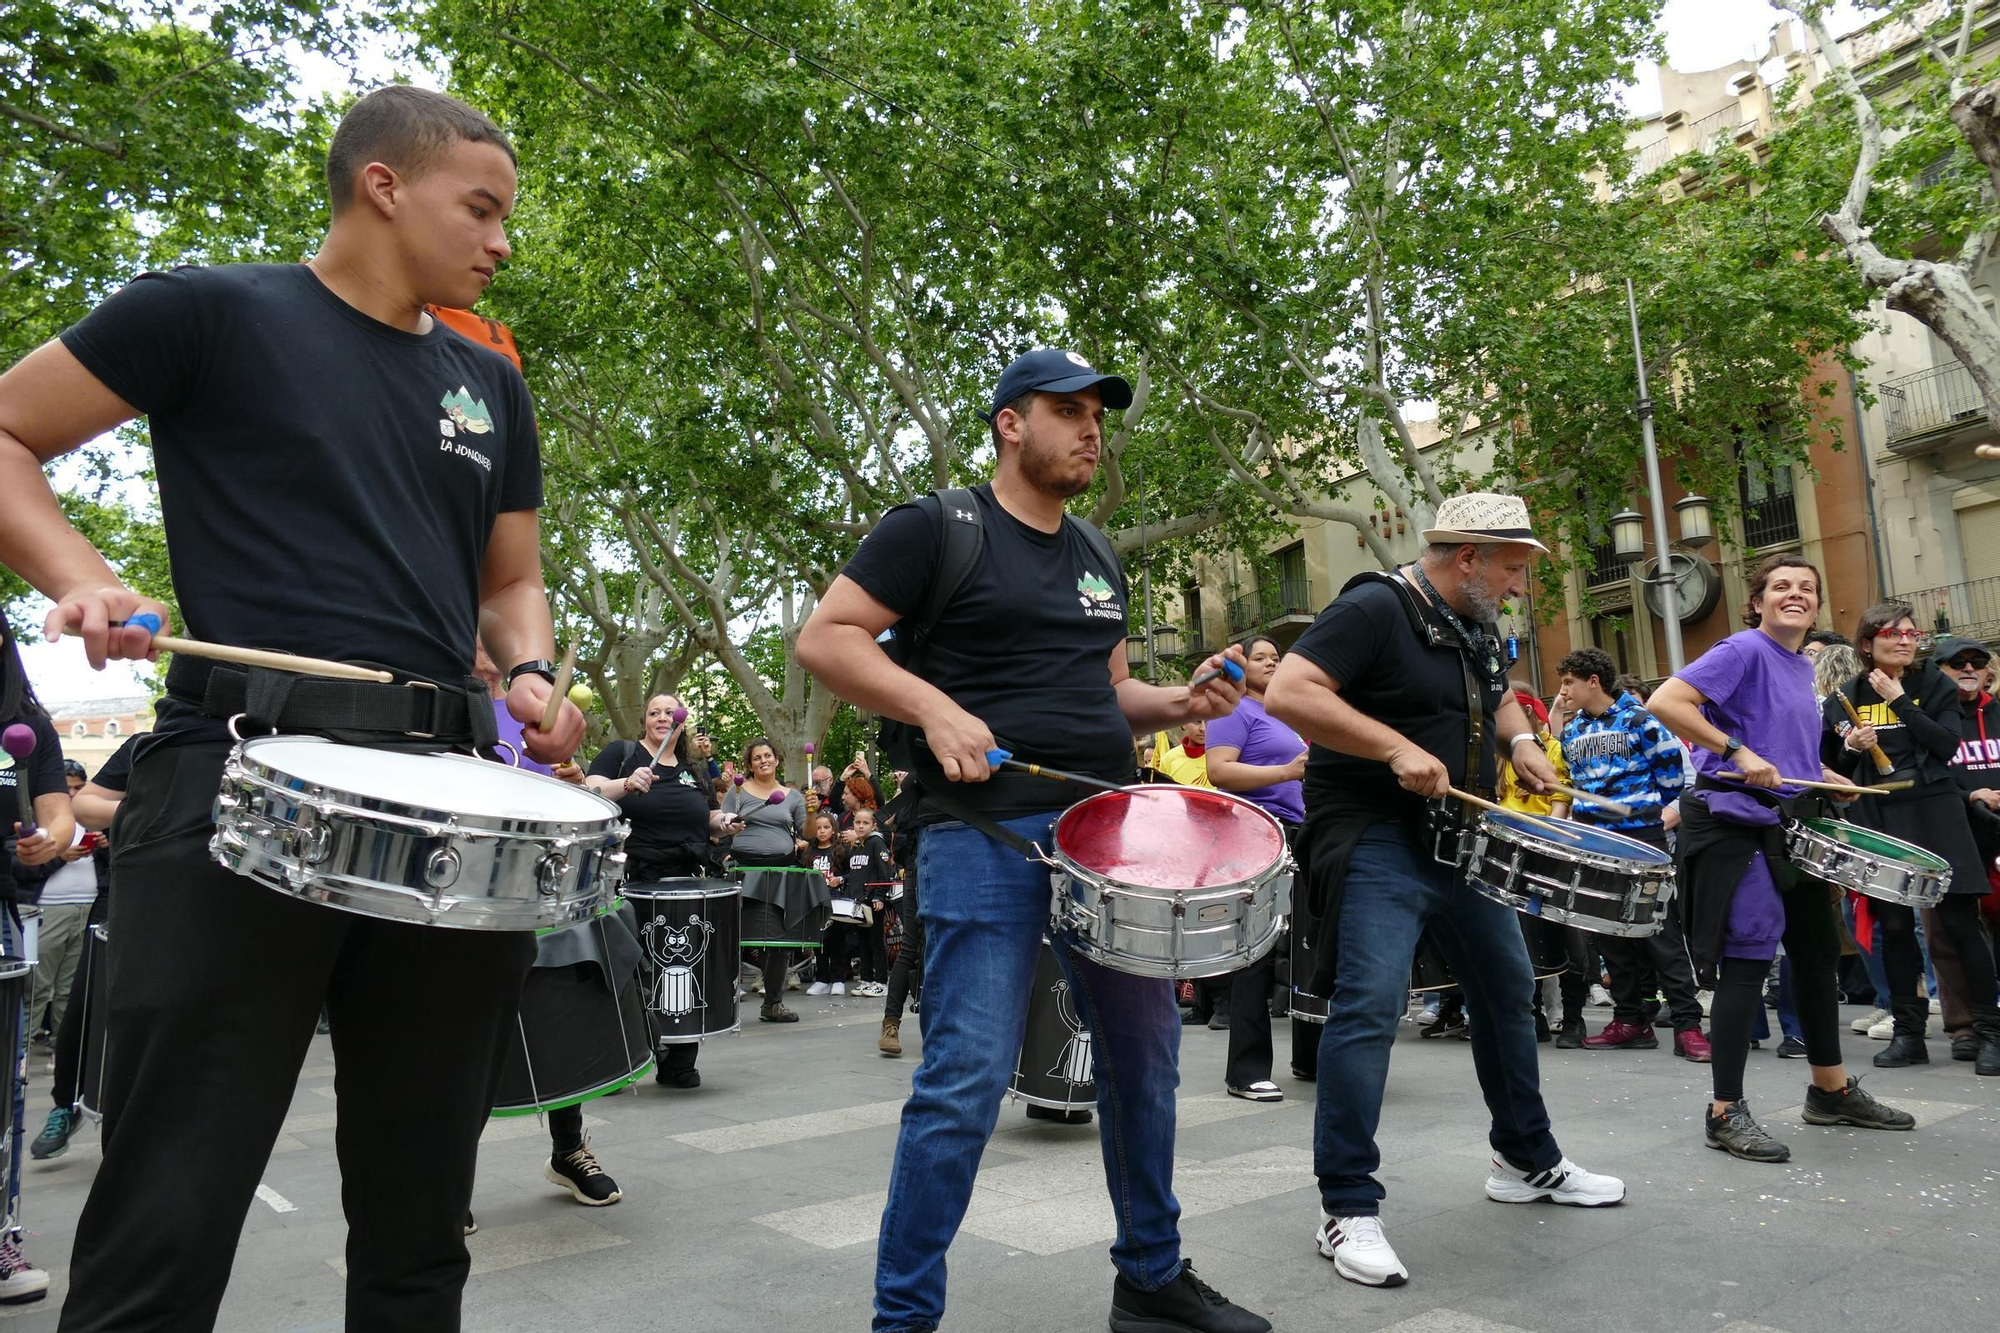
left=873, top=813, right=1184, bottom=1332
left=1315, top=824, right=1562, bottom=1216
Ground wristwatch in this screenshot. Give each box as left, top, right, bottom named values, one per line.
left=1721, top=735, right=1745, bottom=759
left=506, top=659, right=558, bottom=690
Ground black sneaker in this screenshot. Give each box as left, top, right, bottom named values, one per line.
left=1705, top=1099, right=1790, bottom=1163
left=1803, top=1076, right=1915, bottom=1131
left=1109, top=1261, right=1271, bottom=1333
left=29, top=1106, right=77, bottom=1160
left=544, top=1139, right=623, bottom=1206
left=1554, top=1016, right=1586, bottom=1050
left=1776, top=1036, right=1808, bottom=1059
left=1419, top=1012, right=1467, bottom=1039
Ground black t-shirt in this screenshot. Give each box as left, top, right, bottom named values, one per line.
left=1, top=711, right=65, bottom=899
left=587, top=740, right=712, bottom=876
left=1289, top=575, right=1507, bottom=819
left=91, top=736, right=139, bottom=793
left=841, top=484, right=1134, bottom=815
left=60, top=264, right=543, bottom=725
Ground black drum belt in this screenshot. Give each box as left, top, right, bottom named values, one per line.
left=165, top=654, right=494, bottom=750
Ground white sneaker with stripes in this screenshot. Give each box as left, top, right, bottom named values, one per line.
left=1484, top=1155, right=1626, bottom=1207
left=1315, top=1212, right=1408, bottom=1287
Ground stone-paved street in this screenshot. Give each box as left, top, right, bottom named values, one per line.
left=5, top=994, right=1994, bottom=1332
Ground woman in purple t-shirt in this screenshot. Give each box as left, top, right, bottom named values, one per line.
left=1201, top=635, right=1307, bottom=1103
left=1649, top=554, right=1913, bottom=1165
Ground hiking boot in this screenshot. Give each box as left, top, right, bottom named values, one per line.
left=878, top=1017, right=902, bottom=1056
left=0, top=1237, right=49, bottom=1305
left=1581, top=1019, right=1657, bottom=1050
left=1315, top=1213, right=1408, bottom=1287
left=1706, top=1099, right=1791, bottom=1162
left=29, top=1106, right=77, bottom=1160
left=545, top=1138, right=623, bottom=1206
left=1803, top=1075, right=1915, bottom=1130
left=1110, top=1259, right=1272, bottom=1332
left=1484, top=1154, right=1625, bottom=1206
left=759, top=1002, right=798, bottom=1023
left=1674, top=1029, right=1713, bottom=1063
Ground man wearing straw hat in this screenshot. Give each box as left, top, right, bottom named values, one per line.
left=1267, top=492, right=1627, bottom=1289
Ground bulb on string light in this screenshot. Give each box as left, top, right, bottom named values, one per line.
left=786, top=49, right=797, bottom=68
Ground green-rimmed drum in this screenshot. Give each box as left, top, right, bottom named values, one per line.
left=1785, top=818, right=1951, bottom=908
left=490, top=907, right=654, bottom=1116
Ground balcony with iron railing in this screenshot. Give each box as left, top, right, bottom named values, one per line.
left=1226, top=579, right=1316, bottom=637
left=1584, top=538, right=1629, bottom=590
left=1895, top=575, right=2000, bottom=646
left=1741, top=488, right=1801, bottom=549
left=1881, top=360, right=1988, bottom=446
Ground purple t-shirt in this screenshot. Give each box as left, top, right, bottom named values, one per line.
left=1672, top=629, right=1818, bottom=959
left=1204, top=695, right=1305, bottom=824
left=491, top=697, right=554, bottom=776
left=1673, top=629, right=1818, bottom=828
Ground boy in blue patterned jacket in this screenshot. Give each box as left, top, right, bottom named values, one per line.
left=1554, top=648, right=1712, bottom=1062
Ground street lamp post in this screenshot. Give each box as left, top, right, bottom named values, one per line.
left=1625, top=278, right=1685, bottom=673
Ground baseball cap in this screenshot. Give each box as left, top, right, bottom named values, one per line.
left=1934, top=634, right=1991, bottom=666
left=980, top=349, right=1134, bottom=423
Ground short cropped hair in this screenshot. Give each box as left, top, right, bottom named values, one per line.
left=326, top=86, right=516, bottom=217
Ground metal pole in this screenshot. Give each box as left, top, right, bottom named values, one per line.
left=1138, top=462, right=1156, bottom=681
left=1625, top=278, right=1685, bottom=672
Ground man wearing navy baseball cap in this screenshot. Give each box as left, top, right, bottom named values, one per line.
left=799, top=356, right=1263, bottom=1333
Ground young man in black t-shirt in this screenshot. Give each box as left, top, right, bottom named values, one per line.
left=799, top=350, right=1266, bottom=1333
left=1264, top=494, right=1627, bottom=1290
left=0, top=87, right=585, bottom=1329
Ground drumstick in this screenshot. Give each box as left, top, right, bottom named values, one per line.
left=1188, top=657, right=1247, bottom=690
left=539, top=645, right=577, bottom=733
left=2, top=725, right=38, bottom=835
left=652, top=706, right=689, bottom=770
left=109, top=616, right=392, bottom=683
left=1716, top=771, right=1912, bottom=794
left=985, top=749, right=1129, bottom=795
left=1544, top=783, right=1633, bottom=818
left=1834, top=693, right=1896, bottom=775
left=1447, top=786, right=1568, bottom=839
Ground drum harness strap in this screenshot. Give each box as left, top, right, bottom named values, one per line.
left=166, top=655, right=498, bottom=752
left=1347, top=568, right=1490, bottom=802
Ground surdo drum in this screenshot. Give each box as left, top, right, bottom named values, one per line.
left=625, top=879, right=742, bottom=1044
left=211, top=737, right=627, bottom=930
left=1010, top=941, right=1096, bottom=1112
left=1046, top=786, right=1291, bottom=979
left=490, top=907, right=655, bottom=1116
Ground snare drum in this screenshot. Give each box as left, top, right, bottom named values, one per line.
left=211, top=736, right=628, bottom=931
left=1048, top=786, right=1291, bottom=979
left=490, top=911, right=655, bottom=1116
left=1009, top=941, right=1096, bottom=1112
left=1786, top=818, right=1951, bottom=908
left=1462, top=812, right=1674, bottom=937
left=626, top=880, right=742, bottom=1044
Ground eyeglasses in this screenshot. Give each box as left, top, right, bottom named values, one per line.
left=1874, top=628, right=1923, bottom=641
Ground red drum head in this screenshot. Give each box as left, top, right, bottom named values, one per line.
left=1053, top=787, right=1285, bottom=890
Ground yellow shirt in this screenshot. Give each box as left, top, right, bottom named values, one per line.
left=1497, top=733, right=1568, bottom=815
left=1150, top=732, right=1214, bottom=788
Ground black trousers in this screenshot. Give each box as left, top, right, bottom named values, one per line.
left=1707, top=881, right=1844, bottom=1102
left=885, top=872, right=923, bottom=1020
left=1878, top=895, right=2000, bottom=1037
left=1595, top=828, right=1702, bottom=1031
left=1223, top=955, right=1276, bottom=1087
left=50, top=897, right=107, bottom=1109
left=59, top=739, right=535, bottom=1333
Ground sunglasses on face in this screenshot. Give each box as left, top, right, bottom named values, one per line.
left=1946, top=656, right=1990, bottom=669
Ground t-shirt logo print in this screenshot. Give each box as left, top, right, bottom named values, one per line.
left=1076, top=570, right=1124, bottom=622
left=440, top=386, right=495, bottom=435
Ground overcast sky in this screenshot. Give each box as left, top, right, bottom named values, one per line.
left=20, top=0, right=1888, bottom=704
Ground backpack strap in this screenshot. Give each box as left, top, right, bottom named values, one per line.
left=906, top=488, right=983, bottom=662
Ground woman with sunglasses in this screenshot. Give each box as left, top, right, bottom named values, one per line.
left=1824, top=604, right=2000, bottom=1074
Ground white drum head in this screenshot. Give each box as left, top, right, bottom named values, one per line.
left=242, top=737, right=615, bottom=823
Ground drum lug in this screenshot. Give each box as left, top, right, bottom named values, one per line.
left=537, top=842, right=573, bottom=898
left=424, top=847, right=462, bottom=891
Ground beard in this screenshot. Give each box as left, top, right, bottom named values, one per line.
left=1016, top=424, right=1095, bottom=499
left=1459, top=570, right=1504, bottom=623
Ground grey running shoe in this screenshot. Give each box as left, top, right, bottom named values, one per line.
left=1705, top=1099, right=1791, bottom=1163
left=1802, top=1076, right=1915, bottom=1130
